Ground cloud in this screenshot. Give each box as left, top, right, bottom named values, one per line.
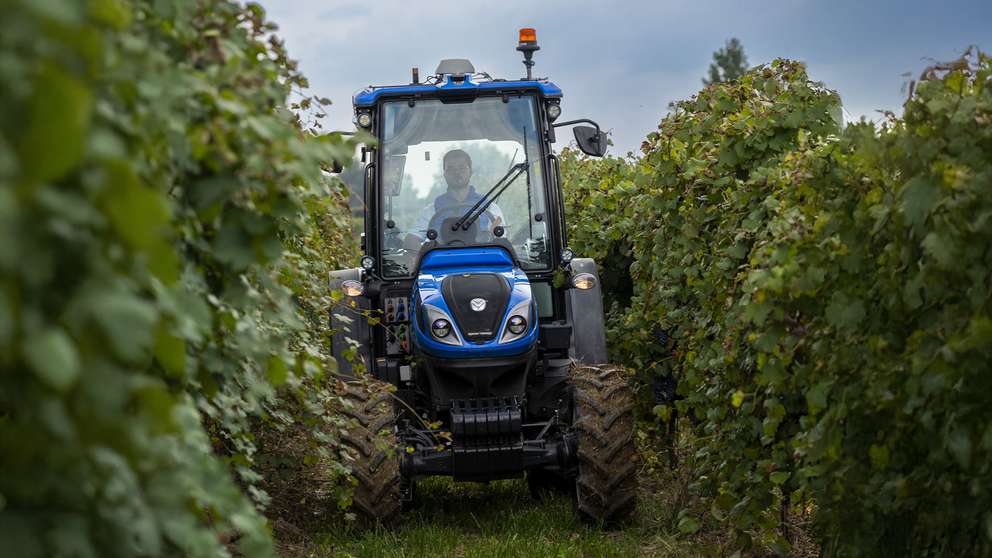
left=259, top=0, right=992, bottom=154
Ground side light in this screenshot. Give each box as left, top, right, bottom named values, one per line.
left=571, top=273, right=597, bottom=290
left=431, top=319, right=451, bottom=338
left=546, top=102, right=561, bottom=121
left=341, top=279, right=364, bottom=297
left=360, top=255, right=375, bottom=271
left=560, top=247, right=574, bottom=264
left=356, top=111, right=373, bottom=129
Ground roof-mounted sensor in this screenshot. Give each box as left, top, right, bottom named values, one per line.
left=435, top=59, right=476, bottom=77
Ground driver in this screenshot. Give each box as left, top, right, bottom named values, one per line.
left=403, top=149, right=505, bottom=250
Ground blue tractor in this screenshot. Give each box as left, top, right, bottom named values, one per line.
left=329, top=29, right=636, bottom=525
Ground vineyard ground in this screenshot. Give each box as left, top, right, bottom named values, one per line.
left=276, top=430, right=819, bottom=558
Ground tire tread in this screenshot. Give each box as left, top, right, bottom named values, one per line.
left=571, top=364, right=638, bottom=525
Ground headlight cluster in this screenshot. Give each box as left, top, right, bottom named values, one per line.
left=424, top=305, right=460, bottom=346
left=423, top=302, right=532, bottom=346
left=500, top=300, right=532, bottom=343
left=431, top=319, right=451, bottom=338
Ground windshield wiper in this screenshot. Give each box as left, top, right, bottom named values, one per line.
left=451, top=161, right=529, bottom=231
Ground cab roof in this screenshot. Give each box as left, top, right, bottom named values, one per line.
left=353, top=75, right=562, bottom=108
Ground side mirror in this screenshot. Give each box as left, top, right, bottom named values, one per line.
left=328, top=130, right=358, bottom=173
left=573, top=125, right=607, bottom=157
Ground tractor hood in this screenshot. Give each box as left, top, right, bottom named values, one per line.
left=412, top=246, right=537, bottom=359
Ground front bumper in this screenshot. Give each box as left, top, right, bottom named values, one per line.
left=419, top=350, right=537, bottom=410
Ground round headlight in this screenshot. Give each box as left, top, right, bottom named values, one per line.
left=431, top=319, right=451, bottom=338
left=507, top=315, right=527, bottom=335
left=546, top=103, right=561, bottom=121
left=571, top=272, right=597, bottom=290
left=356, top=112, right=373, bottom=128
left=360, top=255, right=375, bottom=271
left=560, top=247, right=574, bottom=264
left=341, top=279, right=364, bottom=297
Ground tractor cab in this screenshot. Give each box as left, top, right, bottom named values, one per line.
left=373, top=81, right=552, bottom=278
left=329, top=29, right=635, bottom=526
left=356, top=57, right=605, bottom=277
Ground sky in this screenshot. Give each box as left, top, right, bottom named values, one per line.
left=259, top=0, right=992, bottom=156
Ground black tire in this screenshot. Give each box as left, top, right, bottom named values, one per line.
left=339, top=380, right=402, bottom=526
left=570, top=364, right=637, bottom=525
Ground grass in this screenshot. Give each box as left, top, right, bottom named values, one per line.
left=289, top=476, right=704, bottom=558
left=275, top=430, right=719, bottom=558
left=274, top=430, right=818, bottom=558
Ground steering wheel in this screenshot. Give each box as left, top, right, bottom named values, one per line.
left=426, top=202, right=499, bottom=246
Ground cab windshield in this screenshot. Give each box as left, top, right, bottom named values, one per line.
left=378, top=95, right=550, bottom=278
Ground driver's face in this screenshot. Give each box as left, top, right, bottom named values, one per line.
left=443, top=160, right=472, bottom=190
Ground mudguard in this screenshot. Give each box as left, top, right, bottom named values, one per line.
left=328, top=268, right=372, bottom=378
left=565, top=258, right=609, bottom=364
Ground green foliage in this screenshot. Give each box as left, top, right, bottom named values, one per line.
left=562, top=54, right=992, bottom=556
left=0, top=1, right=358, bottom=556
left=703, top=37, right=749, bottom=86
left=747, top=52, right=992, bottom=556
left=559, top=149, right=637, bottom=315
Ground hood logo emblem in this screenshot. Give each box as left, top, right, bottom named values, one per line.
left=470, top=298, right=487, bottom=312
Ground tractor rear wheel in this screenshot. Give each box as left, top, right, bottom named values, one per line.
left=570, top=364, right=637, bottom=525
left=339, top=380, right=402, bottom=526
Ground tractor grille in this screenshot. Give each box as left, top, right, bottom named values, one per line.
left=442, top=273, right=510, bottom=343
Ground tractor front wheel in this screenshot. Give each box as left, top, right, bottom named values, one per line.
left=570, top=364, right=637, bottom=525
left=339, top=380, right=402, bottom=526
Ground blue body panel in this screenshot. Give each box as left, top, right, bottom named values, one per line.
left=412, top=246, right=537, bottom=360
left=354, top=75, right=562, bottom=107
